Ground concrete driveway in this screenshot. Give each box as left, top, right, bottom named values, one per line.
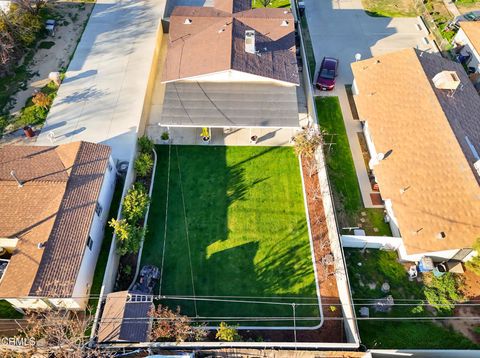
left=304, top=0, right=435, bottom=208
left=305, top=0, right=433, bottom=83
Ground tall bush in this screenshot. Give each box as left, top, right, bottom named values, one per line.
left=138, top=135, right=154, bottom=154
left=424, top=272, right=463, bottom=313
left=134, top=153, right=153, bottom=178
left=122, top=183, right=150, bottom=224
left=109, top=218, right=145, bottom=256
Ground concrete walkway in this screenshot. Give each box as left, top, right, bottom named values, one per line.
left=304, top=0, right=435, bottom=208
left=443, top=0, right=461, bottom=18
left=35, top=0, right=165, bottom=161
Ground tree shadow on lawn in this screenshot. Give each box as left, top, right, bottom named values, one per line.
left=144, top=145, right=319, bottom=326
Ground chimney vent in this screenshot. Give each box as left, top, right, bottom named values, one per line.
left=432, top=71, right=460, bottom=90
left=281, top=20, right=289, bottom=27
left=184, top=18, right=192, bottom=25
left=10, top=170, right=23, bottom=187
left=37, top=242, right=46, bottom=249
left=245, top=30, right=256, bottom=54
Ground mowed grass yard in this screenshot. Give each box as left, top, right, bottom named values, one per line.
left=141, top=145, right=321, bottom=327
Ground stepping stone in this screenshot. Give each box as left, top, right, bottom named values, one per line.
left=361, top=211, right=367, bottom=216
left=373, top=227, right=379, bottom=232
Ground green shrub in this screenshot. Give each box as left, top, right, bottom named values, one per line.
left=109, top=218, right=145, bottom=256
left=215, top=322, right=240, bottom=342
left=424, top=273, right=463, bottom=313
left=466, top=238, right=480, bottom=275
left=38, top=41, right=55, bottom=49
left=0, top=115, right=9, bottom=135
left=138, top=135, right=154, bottom=154
left=161, top=131, right=169, bottom=140
left=9, top=7, right=43, bottom=47
left=122, top=183, right=150, bottom=224
left=135, top=153, right=154, bottom=178
left=18, top=100, right=48, bottom=127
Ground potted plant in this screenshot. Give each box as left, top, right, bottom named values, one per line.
left=201, top=127, right=210, bottom=144
left=161, top=131, right=170, bottom=144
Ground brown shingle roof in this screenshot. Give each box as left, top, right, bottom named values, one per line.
left=163, top=3, right=298, bottom=85
left=0, top=142, right=111, bottom=298
left=351, top=48, right=480, bottom=255
left=459, top=22, right=480, bottom=54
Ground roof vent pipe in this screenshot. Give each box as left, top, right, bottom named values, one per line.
left=184, top=18, right=192, bottom=25
left=281, top=20, right=289, bottom=26
left=10, top=170, right=23, bottom=187
left=245, top=30, right=256, bottom=54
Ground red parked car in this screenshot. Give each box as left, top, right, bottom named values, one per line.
left=316, top=57, right=339, bottom=91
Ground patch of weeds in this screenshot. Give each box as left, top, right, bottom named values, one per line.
left=15, top=81, right=58, bottom=129
left=38, top=41, right=55, bottom=49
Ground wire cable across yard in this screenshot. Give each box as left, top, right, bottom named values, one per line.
left=175, top=145, right=199, bottom=317
left=158, top=144, right=172, bottom=296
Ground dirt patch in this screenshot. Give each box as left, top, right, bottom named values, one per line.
left=9, top=1, right=94, bottom=116
left=300, top=155, right=344, bottom=343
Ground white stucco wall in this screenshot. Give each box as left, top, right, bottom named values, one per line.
left=454, top=28, right=480, bottom=72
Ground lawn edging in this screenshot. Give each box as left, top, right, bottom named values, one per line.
left=128, top=147, right=158, bottom=290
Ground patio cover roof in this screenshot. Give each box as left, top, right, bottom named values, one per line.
left=157, top=82, right=300, bottom=128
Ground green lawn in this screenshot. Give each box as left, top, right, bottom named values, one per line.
left=0, top=300, right=22, bottom=319
left=345, top=249, right=478, bottom=348
left=362, top=0, right=418, bottom=17
left=141, top=145, right=320, bottom=327
left=252, top=0, right=291, bottom=9
left=316, top=97, right=390, bottom=236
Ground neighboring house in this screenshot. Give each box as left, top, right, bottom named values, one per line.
left=0, top=141, right=116, bottom=311
left=147, top=0, right=304, bottom=145
left=454, top=22, right=480, bottom=73
left=97, top=291, right=153, bottom=343
left=351, top=48, right=480, bottom=262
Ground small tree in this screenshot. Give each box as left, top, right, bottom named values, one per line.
left=466, top=238, right=480, bottom=275
left=138, top=135, right=154, bottom=154
left=109, top=218, right=144, bottom=255
left=293, top=127, right=323, bottom=159
left=32, top=91, right=51, bottom=109
left=215, top=322, right=240, bottom=342
left=7, top=309, right=105, bottom=357
left=149, top=305, right=207, bottom=342
left=122, top=183, right=150, bottom=224
left=134, top=152, right=154, bottom=178
left=424, top=272, right=463, bottom=313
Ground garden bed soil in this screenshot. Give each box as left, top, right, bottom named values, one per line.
left=301, top=155, right=345, bottom=343
left=115, top=253, right=137, bottom=291
left=114, top=151, right=155, bottom=290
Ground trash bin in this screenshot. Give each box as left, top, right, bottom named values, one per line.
left=23, top=126, right=35, bottom=138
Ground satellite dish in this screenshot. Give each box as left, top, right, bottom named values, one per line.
left=377, top=153, right=385, bottom=161
left=355, top=53, right=362, bottom=62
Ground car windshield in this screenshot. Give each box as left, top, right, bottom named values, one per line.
left=320, top=68, right=335, bottom=80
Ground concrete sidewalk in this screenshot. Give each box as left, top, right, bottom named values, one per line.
left=36, top=0, right=165, bottom=161
left=304, top=0, right=434, bottom=208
